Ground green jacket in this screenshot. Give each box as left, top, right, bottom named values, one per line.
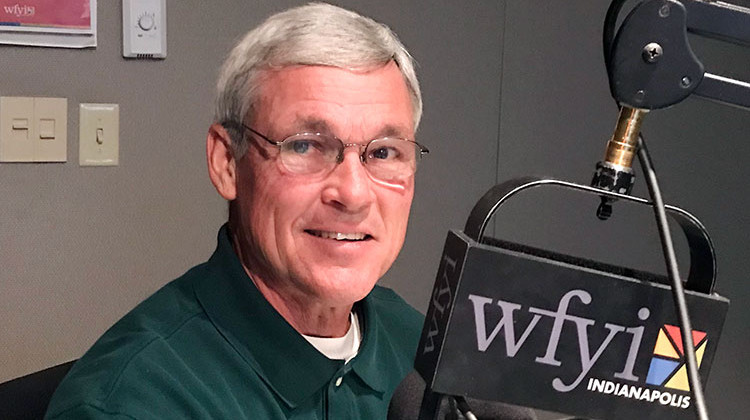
left=46, top=226, right=423, bottom=419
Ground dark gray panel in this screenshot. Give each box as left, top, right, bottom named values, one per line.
left=497, top=1, right=750, bottom=418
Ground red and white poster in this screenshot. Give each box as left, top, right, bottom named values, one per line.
left=0, top=0, right=96, bottom=47
left=0, top=0, right=92, bottom=32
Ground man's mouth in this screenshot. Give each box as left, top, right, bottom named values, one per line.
left=305, top=230, right=372, bottom=241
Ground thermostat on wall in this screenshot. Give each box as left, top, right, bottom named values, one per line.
left=123, top=0, right=167, bottom=58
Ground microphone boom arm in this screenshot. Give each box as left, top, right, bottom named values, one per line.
left=608, top=0, right=750, bottom=110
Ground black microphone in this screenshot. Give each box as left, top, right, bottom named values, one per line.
left=387, top=371, right=537, bottom=420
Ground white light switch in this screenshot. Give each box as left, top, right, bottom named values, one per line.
left=0, top=96, right=67, bottom=162
left=34, top=98, right=67, bottom=162
left=12, top=118, right=29, bottom=130
left=39, top=120, right=56, bottom=139
left=1, top=97, right=34, bottom=161
left=79, top=103, right=119, bottom=166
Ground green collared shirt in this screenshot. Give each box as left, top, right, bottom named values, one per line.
left=46, top=226, right=423, bottom=419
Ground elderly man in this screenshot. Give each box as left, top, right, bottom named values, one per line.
left=46, top=4, right=427, bottom=419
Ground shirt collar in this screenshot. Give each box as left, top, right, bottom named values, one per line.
left=348, top=296, right=393, bottom=394
left=194, top=225, right=386, bottom=407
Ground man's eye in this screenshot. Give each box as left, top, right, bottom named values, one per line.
left=370, top=146, right=399, bottom=160
left=289, top=139, right=323, bottom=155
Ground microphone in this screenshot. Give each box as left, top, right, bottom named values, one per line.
left=590, top=105, right=647, bottom=219
left=387, top=371, right=537, bottom=420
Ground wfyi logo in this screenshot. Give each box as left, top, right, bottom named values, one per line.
left=645, top=324, right=707, bottom=391
left=3, top=4, right=35, bottom=18
left=586, top=323, right=706, bottom=410
left=464, top=289, right=705, bottom=410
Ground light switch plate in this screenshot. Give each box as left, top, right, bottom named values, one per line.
left=0, top=96, right=35, bottom=161
left=34, top=97, right=68, bottom=162
left=0, top=96, right=67, bottom=162
left=79, top=103, right=119, bottom=166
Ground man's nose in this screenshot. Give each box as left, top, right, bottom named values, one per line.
left=321, top=148, right=374, bottom=213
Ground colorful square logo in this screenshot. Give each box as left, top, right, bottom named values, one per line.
left=645, top=324, right=707, bottom=391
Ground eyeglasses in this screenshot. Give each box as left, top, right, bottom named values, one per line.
left=223, top=121, right=429, bottom=185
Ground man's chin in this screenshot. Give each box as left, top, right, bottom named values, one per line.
left=306, top=268, right=380, bottom=305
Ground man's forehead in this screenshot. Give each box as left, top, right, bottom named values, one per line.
left=286, top=116, right=412, bottom=139
left=250, top=64, right=415, bottom=139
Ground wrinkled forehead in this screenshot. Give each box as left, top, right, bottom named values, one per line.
left=248, top=63, right=415, bottom=139
left=248, top=62, right=418, bottom=129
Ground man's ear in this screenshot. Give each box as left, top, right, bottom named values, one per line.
left=206, top=123, right=238, bottom=201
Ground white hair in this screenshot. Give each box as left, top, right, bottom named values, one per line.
left=214, top=2, right=422, bottom=156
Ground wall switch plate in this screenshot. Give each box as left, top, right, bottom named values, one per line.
left=123, top=0, right=167, bottom=58
left=34, top=97, right=68, bottom=162
left=0, top=96, right=67, bottom=162
left=79, top=103, right=119, bottom=166
left=0, top=96, right=34, bottom=161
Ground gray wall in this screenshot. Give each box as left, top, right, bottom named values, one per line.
left=2, top=0, right=749, bottom=418
left=0, top=0, right=504, bottom=382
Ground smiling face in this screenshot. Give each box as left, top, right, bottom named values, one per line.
left=230, top=62, right=416, bottom=308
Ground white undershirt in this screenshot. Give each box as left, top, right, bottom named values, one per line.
left=302, top=312, right=361, bottom=363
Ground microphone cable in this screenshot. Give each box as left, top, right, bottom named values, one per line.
left=454, top=396, right=478, bottom=420
left=636, top=132, right=709, bottom=420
